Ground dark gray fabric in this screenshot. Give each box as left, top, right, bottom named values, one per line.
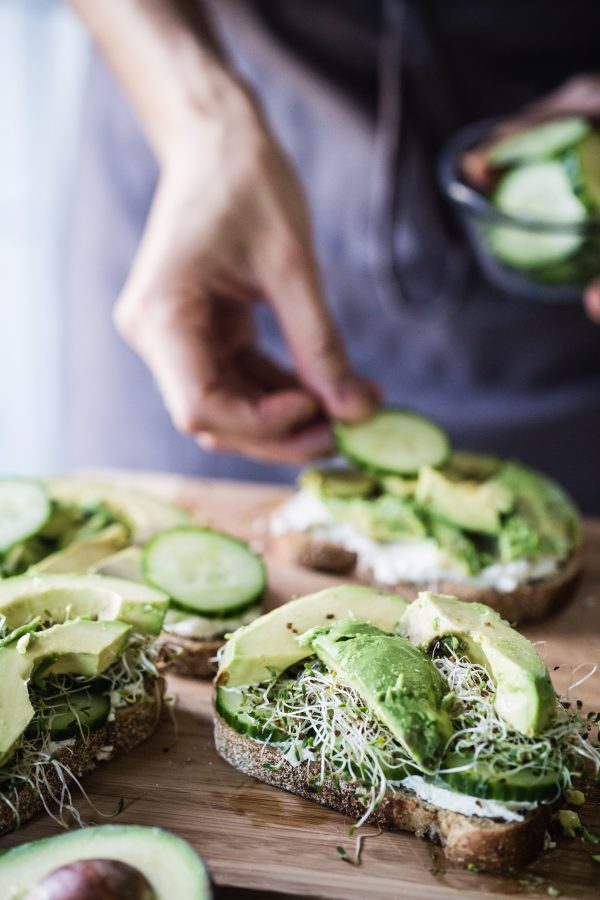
left=67, top=0, right=600, bottom=509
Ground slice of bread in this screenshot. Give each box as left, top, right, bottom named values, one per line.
left=0, top=679, right=164, bottom=837
left=271, top=533, right=582, bottom=624
left=214, top=712, right=552, bottom=871
left=158, top=635, right=222, bottom=679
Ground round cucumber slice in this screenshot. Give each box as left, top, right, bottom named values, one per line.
left=439, top=754, right=560, bottom=803
left=488, top=117, right=590, bottom=167
left=216, top=686, right=284, bottom=741
left=488, top=161, right=586, bottom=268
left=334, top=409, right=451, bottom=476
left=0, top=479, right=51, bottom=554
left=30, top=690, right=111, bottom=741
left=143, top=526, right=266, bottom=618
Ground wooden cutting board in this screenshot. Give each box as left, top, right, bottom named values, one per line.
left=2, top=473, right=600, bottom=899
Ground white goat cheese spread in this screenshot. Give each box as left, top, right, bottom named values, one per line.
left=270, top=490, right=561, bottom=592
left=162, top=604, right=261, bottom=640
left=400, top=775, right=537, bottom=822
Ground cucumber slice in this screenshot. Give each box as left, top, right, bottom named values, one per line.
left=143, top=526, right=266, bottom=618
left=439, top=753, right=560, bottom=803
left=0, top=479, right=51, bottom=554
left=335, top=409, right=450, bottom=476
left=489, top=161, right=586, bottom=268
left=577, top=130, right=600, bottom=211
left=30, top=690, right=110, bottom=741
left=216, top=686, right=283, bottom=741
left=488, top=117, right=590, bottom=166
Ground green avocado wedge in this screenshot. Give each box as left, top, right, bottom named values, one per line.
left=401, top=592, right=555, bottom=736
left=217, top=586, right=409, bottom=688
left=301, top=620, right=452, bottom=773
left=45, top=478, right=196, bottom=545
left=0, top=825, right=212, bottom=900
left=0, top=618, right=131, bottom=766
left=0, top=573, right=169, bottom=635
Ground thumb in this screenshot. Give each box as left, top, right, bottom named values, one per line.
left=261, top=241, right=377, bottom=421
left=584, top=278, right=600, bottom=323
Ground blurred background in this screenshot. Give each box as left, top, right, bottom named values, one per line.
left=0, top=0, right=87, bottom=475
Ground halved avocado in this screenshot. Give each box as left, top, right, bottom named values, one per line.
left=0, top=825, right=211, bottom=899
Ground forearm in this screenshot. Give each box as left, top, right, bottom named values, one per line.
left=68, top=0, right=248, bottom=161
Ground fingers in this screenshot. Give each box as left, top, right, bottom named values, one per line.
left=197, top=418, right=334, bottom=464
left=584, top=279, right=600, bottom=322
left=116, top=294, right=321, bottom=440
left=260, top=241, right=377, bottom=423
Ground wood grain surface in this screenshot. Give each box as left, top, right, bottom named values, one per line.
left=2, top=473, right=600, bottom=899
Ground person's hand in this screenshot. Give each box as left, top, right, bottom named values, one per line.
left=114, top=89, right=377, bottom=463
left=462, top=74, right=600, bottom=322
left=69, top=0, right=377, bottom=464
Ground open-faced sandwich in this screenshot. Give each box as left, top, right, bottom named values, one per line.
left=270, top=409, right=582, bottom=623
left=214, top=586, right=599, bottom=871
left=0, top=477, right=265, bottom=678
left=0, top=572, right=169, bottom=835
left=0, top=825, right=212, bottom=899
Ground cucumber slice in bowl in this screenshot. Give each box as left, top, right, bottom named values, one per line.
left=143, top=526, right=266, bottom=618
left=488, top=161, right=586, bottom=268
left=335, top=409, right=450, bottom=476
left=487, top=116, right=589, bottom=167
left=0, top=479, right=51, bottom=554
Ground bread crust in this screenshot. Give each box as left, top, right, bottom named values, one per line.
left=214, top=713, right=551, bottom=871
left=0, top=679, right=164, bottom=836
left=271, top=534, right=582, bottom=624
left=158, top=635, right=223, bottom=679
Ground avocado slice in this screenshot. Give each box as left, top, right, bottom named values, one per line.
left=302, top=620, right=452, bottom=773
left=324, top=494, right=426, bottom=542
left=0, top=618, right=131, bottom=765
left=493, top=462, right=580, bottom=558
left=45, top=478, right=196, bottom=545
left=91, top=546, right=145, bottom=581
left=31, top=524, right=130, bottom=575
left=217, top=585, right=409, bottom=687
left=0, top=825, right=211, bottom=899
left=300, top=467, right=377, bottom=499
left=0, top=573, right=169, bottom=635
left=416, top=466, right=513, bottom=536
left=428, top=519, right=482, bottom=576
left=401, top=592, right=555, bottom=736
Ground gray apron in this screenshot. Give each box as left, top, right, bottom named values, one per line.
left=66, top=0, right=600, bottom=510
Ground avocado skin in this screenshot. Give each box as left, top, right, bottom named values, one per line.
left=303, top=620, right=451, bottom=773
left=0, top=825, right=211, bottom=899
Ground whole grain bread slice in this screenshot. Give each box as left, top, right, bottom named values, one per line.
left=0, top=679, right=164, bottom=837
left=271, top=533, right=582, bottom=624
left=158, top=635, right=222, bottom=679
left=214, top=712, right=552, bottom=871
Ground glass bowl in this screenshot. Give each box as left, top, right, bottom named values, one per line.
left=438, top=118, right=600, bottom=303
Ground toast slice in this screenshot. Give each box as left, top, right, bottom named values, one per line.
left=0, top=678, right=164, bottom=837
left=271, top=533, right=583, bottom=624
left=214, top=712, right=552, bottom=871
left=159, top=635, right=222, bottom=679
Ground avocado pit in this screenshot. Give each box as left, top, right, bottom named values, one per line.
left=25, top=858, right=155, bottom=900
